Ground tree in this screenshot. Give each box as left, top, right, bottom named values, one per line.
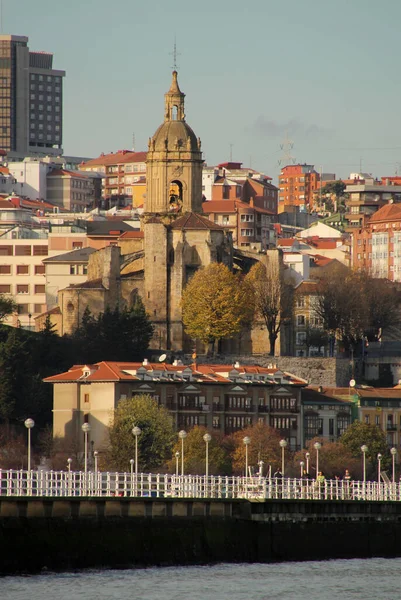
left=167, top=426, right=231, bottom=475
left=294, top=438, right=360, bottom=480
left=106, top=394, right=175, bottom=472
left=181, top=263, right=252, bottom=353
left=246, top=256, right=294, bottom=355
left=339, top=421, right=389, bottom=477
left=0, top=294, right=17, bottom=322
left=303, top=326, right=328, bottom=356
left=315, top=268, right=369, bottom=353
left=363, top=277, right=401, bottom=340
left=230, top=422, right=283, bottom=475
left=71, top=299, right=154, bottom=363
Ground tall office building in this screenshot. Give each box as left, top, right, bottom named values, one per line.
left=0, top=34, right=65, bottom=159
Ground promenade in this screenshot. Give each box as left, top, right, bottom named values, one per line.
left=0, top=468, right=399, bottom=502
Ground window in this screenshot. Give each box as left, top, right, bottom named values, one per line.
left=0, top=284, right=10, bottom=293
left=84, top=394, right=90, bottom=403
left=33, top=245, right=48, bottom=256
left=296, top=332, right=306, bottom=345
left=17, top=284, right=29, bottom=294
left=17, top=265, right=29, bottom=275
left=35, top=265, right=45, bottom=275
left=72, top=241, right=83, bottom=249
left=0, top=265, right=11, bottom=274
left=296, top=296, right=305, bottom=308
left=17, top=304, right=29, bottom=314
left=15, top=245, right=31, bottom=256
left=34, top=285, right=45, bottom=294
left=297, top=315, right=305, bottom=326
left=70, top=265, right=77, bottom=275
left=0, top=245, right=12, bottom=256
left=34, top=304, right=45, bottom=313
left=222, top=215, right=230, bottom=225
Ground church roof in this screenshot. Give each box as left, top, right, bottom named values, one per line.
left=43, top=247, right=95, bottom=263
left=170, top=212, right=224, bottom=231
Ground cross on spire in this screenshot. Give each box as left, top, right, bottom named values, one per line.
left=170, top=37, right=181, bottom=71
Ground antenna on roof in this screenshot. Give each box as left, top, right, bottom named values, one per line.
left=132, top=133, right=135, bottom=152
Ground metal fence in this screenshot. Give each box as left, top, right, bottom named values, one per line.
left=1, top=469, right=401, bottom=501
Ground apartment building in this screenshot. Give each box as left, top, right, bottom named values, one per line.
left=344, top=183, right=401, bottom=232
left=45, top=361, right=307, bottom=452
left=0, top=34, right=65, bottom=158
left=351, top=202, right=401, bottom=281
left=278, top=164, right=320, bottom=213
left=80, top=151, right=147, bottom=207
left=46, top=168, right=101, bottom=211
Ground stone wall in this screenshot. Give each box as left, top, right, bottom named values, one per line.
left=191, top=355, right=352, bottom=387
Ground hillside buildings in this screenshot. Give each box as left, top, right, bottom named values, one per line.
left=0, top=34, right=65, bottom=159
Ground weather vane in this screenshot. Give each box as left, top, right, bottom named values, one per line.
left=170, top=37, right=181, bottom=71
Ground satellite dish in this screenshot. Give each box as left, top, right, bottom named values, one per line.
left=349, top=379, right=356, bottom=388
left=159, top=354, right=167, bottom=362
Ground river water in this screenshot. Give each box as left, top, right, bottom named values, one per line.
left=2, top=559, right=399, bottom=600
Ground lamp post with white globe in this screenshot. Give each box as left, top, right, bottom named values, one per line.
left=361, top=445, right=368, bottom=484
left=243, top=436, right=251, bottom=478
left=178, top=430, right=187, bottom=476
left=81, top=423, right=91, bottom=480
left=314, top=442, right=321, bottom=479
left=391, top=447, right=397, bottom=483
left=279, top=439, right=288, bottom=476
left=203, top=433, right=212, bottom=481
left=24, top=418, right=35, bottom=472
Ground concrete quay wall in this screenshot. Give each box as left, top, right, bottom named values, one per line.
left=1, top=498, right=401, bottom=574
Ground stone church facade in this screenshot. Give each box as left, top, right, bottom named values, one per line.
left=38, top=72, right=235, bottom=353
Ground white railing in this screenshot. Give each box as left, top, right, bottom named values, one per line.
left=1, top=470, right=401, bottom=501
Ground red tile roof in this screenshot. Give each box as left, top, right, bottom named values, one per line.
left=171, top=212, right=223, bottom=231
left=118, top=231, right=144, bottom=239
left=80, top=151, right=147, bottom=169
left=368, top=203, right=401, bottom=223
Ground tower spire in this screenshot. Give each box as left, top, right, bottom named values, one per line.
left=169, top=37, right=181, bottom=72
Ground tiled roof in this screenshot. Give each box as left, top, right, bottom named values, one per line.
left=368, top=203, right=401, bottom=223
left=118, top=231, right=144, bottom=239
left=44, top=361, right=307, bottom=385
left=80, top=151, right=147, bottom=169
left=170, top=212, right=223, bottom=231
left=43, top=247, right=95, bottom=263
left=48, top=169, right=88, bottom=179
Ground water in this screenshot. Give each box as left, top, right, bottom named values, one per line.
left=1, top=559, right=399, bottom=600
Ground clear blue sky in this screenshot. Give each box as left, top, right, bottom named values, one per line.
left=7, top=0, right=401, bottom=182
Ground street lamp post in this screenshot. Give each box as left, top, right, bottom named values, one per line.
left=279, top=439, right=288, bottom=476
left=24, top=418, right=35, bottom=472
left=203, top=433, right=211, bottom=482
left=314, top=442, right=321, bottom=479
left=243, top=436, right=251, bottom=478
left=93, top=450, right=99, bottom=496
left=300, top=460, right=305, bottom=478
left=174, top=451, right=180, bottom=477
left=132, top=426, right=141, bottom=496
left=178, top=430, right=187, bottom=476
left=305, top=452, right=310, bottom=475
left=377, top=453, right=382, bottom=484
left=391, top=447, right=397, bottom=483
left=361, top=444, right=368, bottom=484
left=258, top=461, right=264, bottom=477
left=81, top=423, right=91, bottom=480
left=67, top=457, right=72, bottom=472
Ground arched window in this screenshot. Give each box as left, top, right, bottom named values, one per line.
left=172, top=105, right=178, bottom=120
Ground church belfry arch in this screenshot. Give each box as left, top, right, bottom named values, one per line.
left=145, top=71, right=204, bottom=214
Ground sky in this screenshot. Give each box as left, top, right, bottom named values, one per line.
left=6, top=0, right=401, bottom=183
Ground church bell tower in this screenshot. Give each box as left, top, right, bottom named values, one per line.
left=145, top=71, right=204, bottom=215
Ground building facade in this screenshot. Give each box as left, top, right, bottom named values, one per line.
left=0, top=34, right=65, bottom=158
left=278, top=164, right=320, bottom=214
left=45, top=361, right=307, bottom=452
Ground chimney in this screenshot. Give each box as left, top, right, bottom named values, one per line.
left=142, top=358, right=148, bottom=366
left=234, top=361, right=240, bottom=369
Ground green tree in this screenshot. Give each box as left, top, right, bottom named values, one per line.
left=181, top=263, right=252, bottom=354
left=167, top=426, right=231, bottom=475
left=0, top=329, right=33, bottom=423
left=106, top=394, right=175, bottom=472
left=294, top=438, right=360, bottom=480
left=303, top=326, right=328, bottom=356
left=246, top=258, right=294, bottom=355
left=71, top=299, right=154, bottom=363
left=230, top=422, right=282, bottom=475
left=0, top=294, right=17, bottom=322
left=339, top=421, right=388, bottom=477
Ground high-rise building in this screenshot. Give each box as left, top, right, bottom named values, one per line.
left=0, top=34, right=65, bottom=159
left=278, top=164, right=319, bottom=213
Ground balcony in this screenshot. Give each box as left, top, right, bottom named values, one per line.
left=258, top=405, right=269, bottom=413
left=387, top=424, right=397, bottom=431
left=225, top=406, right=254, bottom=413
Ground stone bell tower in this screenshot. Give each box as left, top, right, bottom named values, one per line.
left=145, top=71, right=203, bottom=214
